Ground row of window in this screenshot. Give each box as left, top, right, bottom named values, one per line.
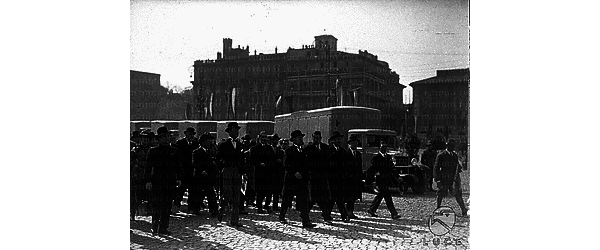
left=424, top=102, right=465, bottom=108
left=423, top=90, right=469, bottom=96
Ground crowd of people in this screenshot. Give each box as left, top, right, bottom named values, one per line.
left=130, top=122, right=468, bottom=236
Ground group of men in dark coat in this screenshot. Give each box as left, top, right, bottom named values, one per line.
left=130, top=123, right=469, bottom=235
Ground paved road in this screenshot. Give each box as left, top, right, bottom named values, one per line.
left=130, top=191, right=470, bottom=250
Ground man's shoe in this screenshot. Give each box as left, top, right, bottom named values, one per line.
left=279, top=219, right=288, bottom=224
left=239, top=210, right=249, bottom=215
left=265, top=207, right=272, bottom=213
left=348, top=214, right=358, bottom=219
left=391, top=214, right=401, bottom=220
left=302, top=223, right=317, bottom=228
left=341, top=217, right=350, bottom=223
left=229, top=222, right=244, bottom=228
left=217, top=211, right=223, bottom=222
left=273, top=207, right=280, bottom=212
left=257, top=209, right=267, bottom=214
left=151, top=228, right=159, bottom=235
left=366, top=209, right=378, bottom=217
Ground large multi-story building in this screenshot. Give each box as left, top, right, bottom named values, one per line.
left=410, top=68, right=469, bottom=142
left=191, top=35, right=406, bottom=131
left=130, top=70, right=190, bottom=121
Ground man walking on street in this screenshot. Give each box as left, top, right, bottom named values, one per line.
left=215, top=122, right=247, bottom=227
left=344, top=135, right=362, bottom=219
left=268, top=133, right=284, bottom=212
left=174, top=127, right=200, bottom=210
left=145, top=127, right=182, bottom=235
left=433, top=139, right=468, bottom=216
left=279, top=130, right=317, bottom=228
left=326, top=131, right=350, bottom=222
left=304, top=131, right=332, bottom=222
left=420, top=140, right=438, bottom=191
left=249, top=131, right=277, bottom=214
left=366, top=141, right=401, bottom=220
left=190, top=133, right=218, bottom=216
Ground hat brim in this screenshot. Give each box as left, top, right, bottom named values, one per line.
left=329, top=134, right=344, bottom=140
left=291, top=134, right=305, bottom=138
left=225, top=126, right=241, bottom=132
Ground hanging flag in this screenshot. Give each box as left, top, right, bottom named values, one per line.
left=231, top=88, right=237, bottom=117
left=209, top=93, right=214, bottom=118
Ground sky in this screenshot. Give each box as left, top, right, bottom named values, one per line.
left=130, top=0, right=469, bottom=91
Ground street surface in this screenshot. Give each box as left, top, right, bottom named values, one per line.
left=131, top=171, right=470, bottom=250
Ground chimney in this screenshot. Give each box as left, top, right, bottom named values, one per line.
left=217, top=52, right=222, bottom=60
left=275, top=46, right=278, bottom=54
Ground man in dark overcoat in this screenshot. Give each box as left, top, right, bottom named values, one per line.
left=268, top=133, right=284, bottom=212
left=145, top=127, right=182, bottom=235
left=366, top=141, right=401, bottom=220
left=249, top=131, right=277, bottom=213
left=420, top=140, right=438, bottom=191
left=344, top=135, right=363, bottom=219
left=279, top=130, right=317, bottom=228
left=130, top=131, right=153, bottom=220
left=326, top=131, right=350, bottom=222
left=433, top=139, right=468, bottom=216
left=173, top=127, right=200, bottom=209
left=215, top=122, right=246, bottom=227
left=190, top=133, right=218, bottom=216
left=304, top=131, right=332, bottom=221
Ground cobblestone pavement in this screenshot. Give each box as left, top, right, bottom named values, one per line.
left=131, top=171, right=470, bottom=250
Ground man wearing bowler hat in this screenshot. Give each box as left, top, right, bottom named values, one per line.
left=365, top=141, right=401, bottom=220
left=215, top=122, right=247, bottom=227
left=268, top=133, right=284, bottom=211
left=173, top=127, right=200, bottom=209
left=145, top=126, right=182, bottom=235
left=279, top=130, right=317, bottom=228
left=433, top=138, right=468, bottom=216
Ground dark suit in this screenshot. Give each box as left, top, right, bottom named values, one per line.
left=433, top=149, right=467, bottom=213
left=145, top=144, right=182, bottom=232
left=366, top=152, right=399, bottom=217
left=215, top=138, right=245, bottom=225
left=304, top=142, right=332, bottom=219
left=130, top=144, right=150, bottom=219
left=249, top=143, right=277, bottom=211
left=190, top=146, right=218, bottom=214
left=279, top=144, right=312, bottom=224
left=173, top=138, right=199, bottom=206
left=420, top=148, right=437, bottom=189
left=271, top=145, right=285, bottom=211
left=326, top=145, right=350, bottom=220
left=344, top=148, right=363, bottom=214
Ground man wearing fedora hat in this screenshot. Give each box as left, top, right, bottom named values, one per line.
left=365, top=141, right=402, bottom=220
left=267, top=133, right=284, bottom=212
left=249, top=131, right=277, bottom=214
left=145, top=126, right=183, bottom=235
left=173, top=127, right=200, bottom=209
left=190, top=132, right=218, bottom=216
left=344, top=134, right=363, bottom=219
left=325, top=131, right=351, bottom=222
left=215, top=122, right=246, bottom=227
left=304, top=131, right=333, bottom=222
left=279, top=130, right=317, bottom=228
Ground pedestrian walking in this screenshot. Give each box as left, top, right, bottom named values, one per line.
left=344, top=135, right=363, bottom=219
left=130, top=131, right=153, bottom=220
left=279, top=130, right=317, bottom=228
left=145, top=126, right=183, bottom=235
left=268, top=133, right=284, bottom=212
left=173, top=127, right=200, bottom=210
left=249, top=131, right=277, bottom=214
left=365, top=141, right=401, bottom=220
left=326, top=131, right=350, bottom=222
left=215, top=122, right=247, bottom=227
left=304, top=131, right=333, bottom=222
left=420, top=140, right=438, bottom=191
left=433, top=139, right=468, bottom=216
left=190, top=132, right=219, bottom=216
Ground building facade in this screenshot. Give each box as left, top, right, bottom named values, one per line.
left=410, top=68, right=469, bottom=143
left=191, top=35, right=406, bottom=132
left=130, top=70, right=190, bottom=121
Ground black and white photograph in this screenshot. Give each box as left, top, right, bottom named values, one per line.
left=130, top=0, right=470, bottom=249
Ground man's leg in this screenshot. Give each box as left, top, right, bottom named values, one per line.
left=436, top=183, right=449, bottom=208
left=229, top=169, right=242, bottom=225
left=382, top=191, right=398, bottom=218
left=369, top=193, right=384, bottom=214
